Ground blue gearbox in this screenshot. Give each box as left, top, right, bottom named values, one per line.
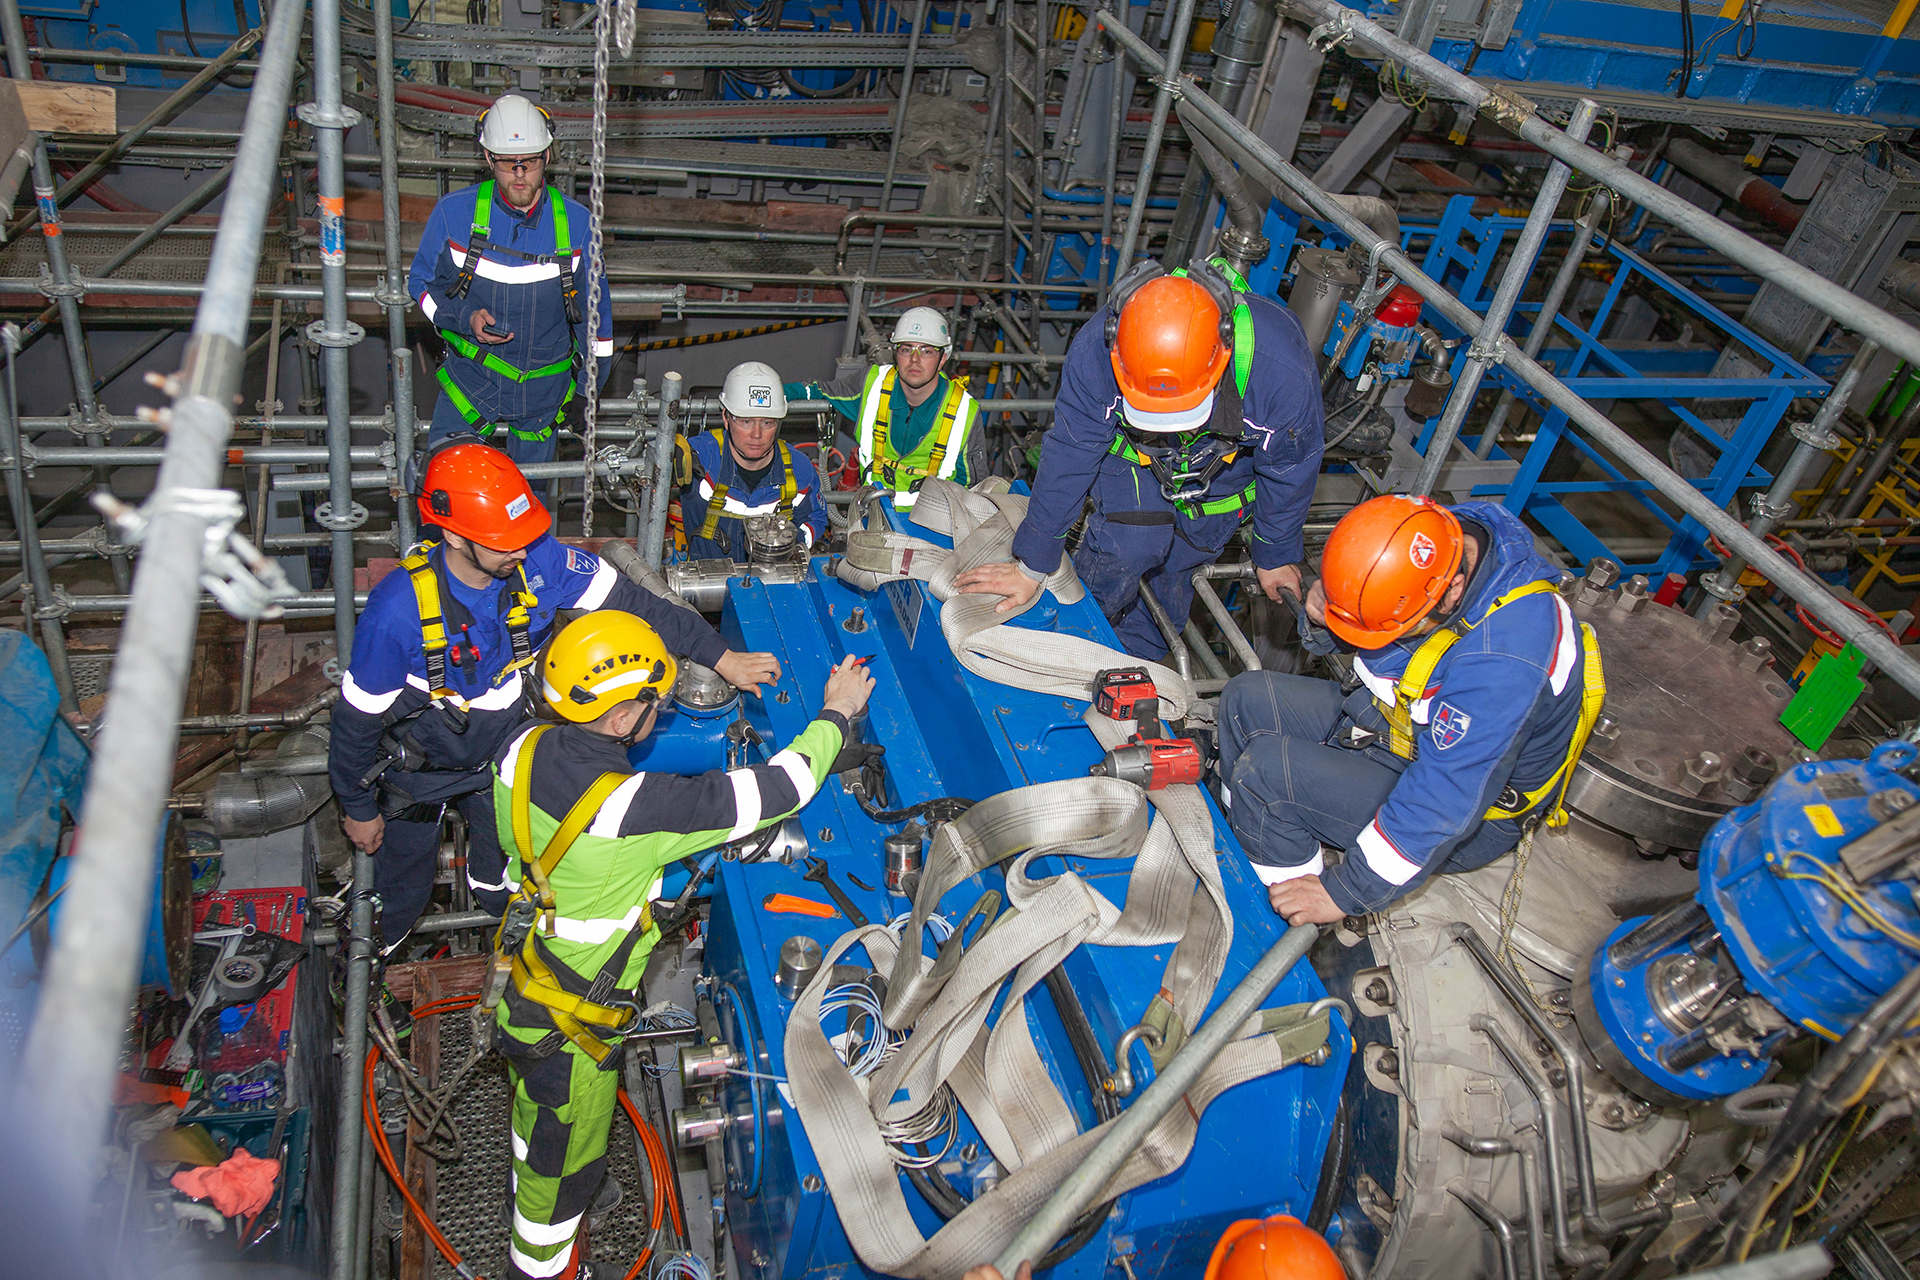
left=1576, top=741, right=1920, bottom=1106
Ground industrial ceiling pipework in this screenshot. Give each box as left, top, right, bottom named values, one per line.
left=1, top=0, right=1920, bottom=1275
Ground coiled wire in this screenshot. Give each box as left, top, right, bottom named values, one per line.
left=879, top=1085, right=960, bottom=1169
left=820, top=982, right=899, bottom=1078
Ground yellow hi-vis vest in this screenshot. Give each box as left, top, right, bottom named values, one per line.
left=855, top=366, right=976, bottom=508
left=1375, top=580, right=1607, bottom=828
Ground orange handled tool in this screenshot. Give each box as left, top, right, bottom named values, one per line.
left=763, top=893, right=837, bottom=918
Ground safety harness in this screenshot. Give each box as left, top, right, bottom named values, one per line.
left=401, top=541, right=541, bottom=724
left=438, top=180, right=583, bottom=444
left=1376, top=579, right=1608, bottom=828
left=1108, top=262, right=1259, bottom=519
left=694, top=427, right=800, bottom=545
left=858, top=366, right=975, bottom=508
left=484, top=725, right=654, bottom=1067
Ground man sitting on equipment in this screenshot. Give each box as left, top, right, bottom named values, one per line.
left=489, top=614, right=873, bottom=1280
left=327, top=441, right=780, bottom=951
left=1216, top=495, right=1603, bottom=925
left=785, top=307, right=986, bottom=506
left=952, top=258, right=1323, bottom=661
left=409, top=92, right=612, bottom=463
left=679, top=361, right=828, bottom=562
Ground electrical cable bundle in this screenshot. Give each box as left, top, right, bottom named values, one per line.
left=640, top=1004, right=700, bottom=1079
left=819, top=981, right=900, bottom=1078
left=1677, top=0, right=1696, bottom=98
left=652, top=1254, right=714, bottom=1280
left=878, top=1085, right=960, bottom=1169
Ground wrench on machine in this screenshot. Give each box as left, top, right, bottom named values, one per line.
left=800, top=857, right=868, bottom=927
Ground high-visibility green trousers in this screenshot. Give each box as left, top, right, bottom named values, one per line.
left=500, top=1033, right=619, bottom=1280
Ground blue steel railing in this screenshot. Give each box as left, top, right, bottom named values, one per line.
left=1418, top=195, right=1828, bottom=578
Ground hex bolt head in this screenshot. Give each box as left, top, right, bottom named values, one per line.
left=1622, top=574, right=1650, bottom=598
left=1733, top=746, right=1777, bottom=785
left=1591, top=715, right=1620, bottom=743
left=1680, top=751, right=1726, bottom=796
left=1736, top=635, right=1773, bottom=672
left=1587, top=558, right=1621, bottom=589
left=1376, top=1048, right=1400, bottom=1079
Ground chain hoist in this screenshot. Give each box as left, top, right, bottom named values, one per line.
left=581, top=0, right=613, bottom=538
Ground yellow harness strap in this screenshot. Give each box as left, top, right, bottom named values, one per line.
left=404, top=545, right=541, bottom=705
left=499, top=725, right=650, bottom=1063
left=1378, top=580, right=1607, bottom=828
left=870, top=369, right=969, bottom=491
left=695, top=429, right=799, bottom=543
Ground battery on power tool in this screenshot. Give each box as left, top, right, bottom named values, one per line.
left=1089, top=669, right=1205, bottom=791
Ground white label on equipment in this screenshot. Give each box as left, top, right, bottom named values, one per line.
left=886, top=577, right=921, bottom=648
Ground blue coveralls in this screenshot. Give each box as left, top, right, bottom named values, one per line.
left=681, top=429, right=829, bottom=562
left=1008, top=293, right=1324, bottom=660
left=1216, top=503, right=1591, bottom=914
left=409, top=182, right=614, bottom=465
left=326, top=536, right=729, bottom=946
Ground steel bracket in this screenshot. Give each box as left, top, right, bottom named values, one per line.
left=1478, top=84, right=1536, bottom=132
left=1696, top=568, right=1747, bottom=606
left=1749, top=491, right=1794, bottom=523
left=306, top=319, right=367, bottom=349
left=296, top=102, right=366, bottom=131
left=373, top=280, right=413, bottom=311
left=1467, top=334, right=1511, bottom=366
left=36, top=262, right=85, bottom=300
left=92, top=486, right=297, bottom=621
left=1306, top=10, right=1354, bottom=52
left=1792, top=417, right=1841, bottom=450
left=315, top=500, right=371, bottom=532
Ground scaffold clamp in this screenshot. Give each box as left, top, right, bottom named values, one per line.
left=92, top=487, right=298, bottom=621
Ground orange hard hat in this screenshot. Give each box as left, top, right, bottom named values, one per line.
left=1109, top=274, right=1232, bottom=432
left=417, top=443, right=550, bottom=550
left=1203, top=1215, right=1345, bottom=1280
left=1320, top=494, right=1465, bottom=649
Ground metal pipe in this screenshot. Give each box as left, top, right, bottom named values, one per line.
left=1415, top=99, right=1599, bottom=497
left=1162, top=0, right=1278, bottom=265
left=1450, top=1182, right=1521, bottom=1280
left=1515, top=1141, right=1552, bottom=1280
left=18, top=444, right=386, bottom=464
left=1278, top=0, right=1920, bottom=370
left=1136, top=578, right=1193, bottom=680
left=331, top=849, right=377, bottom=1280
left=371, top=0, right=416, bottom=550
left=14, top=0, right=309, bottom=1233
left=313, top=0, right=359, bottom=655
left=840, top=212, right=1013, bottom=274
left=1112, top=0, right=1197, bottom=271
left=0, top=276, right=685, bottom=305
left=644, top=372, right=683, bottom=570
left=1665, top=139, right=1804, bottom=234
left=3, top=25, right=263, bottom=241
left=1182, top=617, right=1231, bottom=680
left=1474, top=1014, right=1607, bottom=1266
left=993, top=923, right=1318, bottom=1275
left=1104, top=33, right=1920, bottom=699
left=1837, top=394, right=1920, bottom=521
left=1097, top=0, right=1128, bottom=306
left=0, top=326, right=73, bottom=708
left=1475, top=184, right=1612, bottom=459
left=1191, top=574, right=1261, bottom=672
left=867, top=0, right=930, bottom=276
left=1696, top=341, right=1875, bottom=611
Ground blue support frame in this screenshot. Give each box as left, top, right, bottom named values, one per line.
left=1414, top=195, right=1827, bottom=577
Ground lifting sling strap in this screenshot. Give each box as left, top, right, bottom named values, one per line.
left=694, top=428, right=799, bottom=543
left=439, top=181, right=583, bottom=443
left=1376, top=579, right=1608, bottom=828
left=401, top=542, right=541, bottom=720
left=491, top=725, right=656, bottom=1066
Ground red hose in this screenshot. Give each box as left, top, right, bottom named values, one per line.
left=1705, top=532, right=1896, bottom=649
left=364, top=994, right=685, bottom=1280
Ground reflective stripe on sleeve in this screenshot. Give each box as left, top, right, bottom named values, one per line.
left=586, top=772, right=648, bottom=838
left=574, top=558, right=619, bottom=609
left=724, top=768, right=762, bottom=841
left=341, top=670, right=403, bottom=714
left=768, top=747, right=819, bottom=807
left=1247, top=852, right=1324, bottom=885
left=1358, top=820, right=1422, bottom=885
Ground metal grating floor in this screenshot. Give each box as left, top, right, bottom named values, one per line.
left=422, top=1013, right=656, bottom=1280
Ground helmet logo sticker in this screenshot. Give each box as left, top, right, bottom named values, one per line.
left=1432, top=702, right=1471, bottom=750
left=750, top=386, right=772, bottom=408
left=506, top=493, right=531, bottom=520
left=1409, top=531, right=1436, bottom=569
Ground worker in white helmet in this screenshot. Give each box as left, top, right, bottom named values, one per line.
left=678, top=361, right=827, bottom=562
left=784, top=306, right=986, bottom=508
left=407, top=93, right=614, bottom=464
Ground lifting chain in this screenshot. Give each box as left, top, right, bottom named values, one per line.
left=581, top=0, right=613, bottom=539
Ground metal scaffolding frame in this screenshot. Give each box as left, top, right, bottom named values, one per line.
left=9, top=0, right=1920, bottom=1267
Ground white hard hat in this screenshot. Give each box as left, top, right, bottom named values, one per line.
left=891, top=307, right=952, bottom=349
left=478, top=94, right=553, bottom=157
left=720, top=362, right=787, bottom=418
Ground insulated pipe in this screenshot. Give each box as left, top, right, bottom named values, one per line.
left=1887, top=258, right=1920, bottom=310
left=1277, top=0, right=1920, bottom=371
left=1664, top=139, right=1804, bottom=234
left=371, top=0, right=416, bottom=549
left=1416, top=99, right=1599, bottom=497
left=15, top=0, right=309, bottom=1236
left=1112, top=0, right=1199, bottom=271
left=1099, top=25, right=1920, bottom=699
left=1162, top=0, right=1278, bottom=266
left=1176, top=113, right=1270, bottom=280
left=994, top=923, right=1318, bottom=1275
left=1475, top=182, right=1612, bottom=459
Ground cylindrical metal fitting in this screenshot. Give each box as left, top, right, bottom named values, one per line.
left=884, top=829, right=924, bottom=896
left=776, top=935, right=825, bottom=1001
left=672, top=1104, right=732, bottom=1149
left=679, top=1041, right=744, bottom=1086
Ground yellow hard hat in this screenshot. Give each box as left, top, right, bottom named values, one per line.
left=539, top=611, right=679, bottom=724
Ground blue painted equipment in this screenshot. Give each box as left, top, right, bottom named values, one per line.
left=1576, top=740, right=1920, bottom=1106
left=1323, top=283, right=1427, bottom=382
left=693, top=503, right=1348, bottom=1276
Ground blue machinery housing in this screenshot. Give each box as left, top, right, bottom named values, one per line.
left=668, top=511, right=1351, bottom=1277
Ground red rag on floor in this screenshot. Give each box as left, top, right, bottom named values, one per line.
left=170, top=1147, right=281, bottom=1218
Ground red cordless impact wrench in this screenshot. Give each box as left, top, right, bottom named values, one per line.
left=1087, top=667, right=1206, bottom=791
